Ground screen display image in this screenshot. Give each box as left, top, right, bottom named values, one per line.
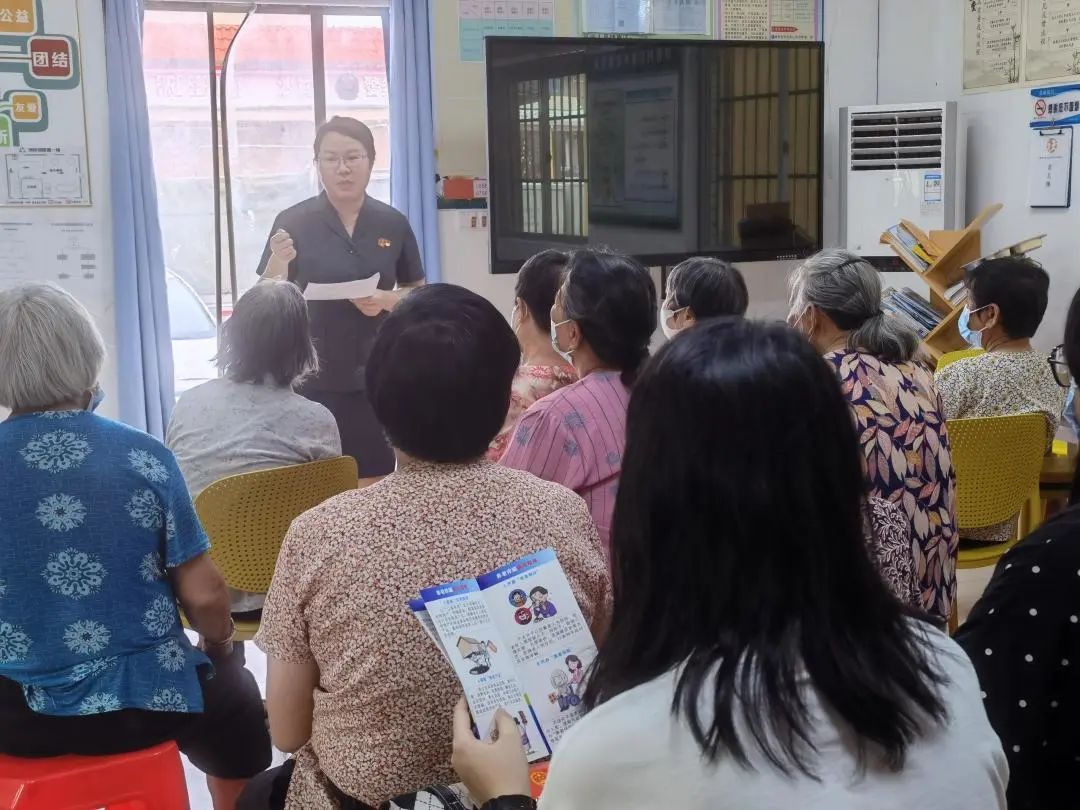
left=486, top=37, right=824, bottom=273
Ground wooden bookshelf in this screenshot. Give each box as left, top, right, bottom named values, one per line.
left=880, top=203, right=1003, bottom=364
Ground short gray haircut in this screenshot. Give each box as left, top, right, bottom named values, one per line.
left=789, top=249, right=919, bottom=364
left=0, top=282, right=105, bottom=411
left=219, top=279, right=318, bottom=387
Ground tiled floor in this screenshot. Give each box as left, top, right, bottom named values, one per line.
left=181, top=568, right=999, bottom=808
left=956, top=565, right=995, bottom=625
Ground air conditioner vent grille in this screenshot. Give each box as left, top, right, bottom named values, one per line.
left=850, top=108, right=943, bottom=171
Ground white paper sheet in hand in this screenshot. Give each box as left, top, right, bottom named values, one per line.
left=303, top=274, right=381, bottom=301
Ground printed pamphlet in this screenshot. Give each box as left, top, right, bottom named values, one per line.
left=409, top=549, right=597, bottom=762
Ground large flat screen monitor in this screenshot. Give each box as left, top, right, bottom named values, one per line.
left=485, top=37, right=824, bottom=273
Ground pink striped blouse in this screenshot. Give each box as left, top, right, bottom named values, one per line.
left=499, top=370, right=629, bottom=553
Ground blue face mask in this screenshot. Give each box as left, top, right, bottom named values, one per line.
left=87, top=386, right=105, bottom=413
left=958, top=305, right=989, bottom=349
left=1064, top=383, right=1080, bottom=437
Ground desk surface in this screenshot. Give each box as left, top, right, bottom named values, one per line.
left=1042, top=446, right=1077, bottom=488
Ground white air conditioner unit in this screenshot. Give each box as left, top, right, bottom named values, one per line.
left=840, top=102, right=963, bottom=263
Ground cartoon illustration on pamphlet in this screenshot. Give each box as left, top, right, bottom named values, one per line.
left=456, top=636, right=498, bottom=675
left=410, top=549, right=599, bottom=760
left=510, top=588, right=533, bottom=625
left=514, top=709, right=531, bottom=749
left=550, top=669, right=580, bottom=712
left=530, top=585, right=557, bottom=620
left=566, top=654, right=584, bottom=695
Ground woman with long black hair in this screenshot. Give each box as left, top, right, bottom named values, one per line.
left=454, top=319, right=1007, bottom=809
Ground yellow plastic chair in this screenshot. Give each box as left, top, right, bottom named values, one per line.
left=949, top=413, right=1048, bottom=572
left=936, top=348, right=985, bottom=372
left=192, top=456, right=359, bottom=640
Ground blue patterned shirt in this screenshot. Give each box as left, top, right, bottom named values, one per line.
left=0, top=411, right=210, bottom=716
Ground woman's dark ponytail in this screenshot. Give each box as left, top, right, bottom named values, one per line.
left=561, top=250, right=657, bottom=386
left=620, top=345, right=650, bottom=387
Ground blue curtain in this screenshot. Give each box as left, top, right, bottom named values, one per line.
left=389, top=0, right=441, bottom=282
left=104, top=0, right=174, bottom=437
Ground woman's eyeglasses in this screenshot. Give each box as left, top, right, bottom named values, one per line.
left=1048, top=344, right=1071, bottom=388
left=316, top=153, right=369, bottom=170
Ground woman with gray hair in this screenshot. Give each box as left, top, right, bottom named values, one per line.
left=788, top=250, right=958, bottom=624
left=167, top=279, right=341, bottom=613
left=0, top=283, right=271, bottom=808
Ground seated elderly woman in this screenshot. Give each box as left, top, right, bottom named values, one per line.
left=500, top=249, right=657, bottom=553
left=660, top=256, right=749, bottom=339
left=486, top=250, right=576, bottom=461
left=936, top=256, right=1064, bottom=543
left=0, top=283, right=270, bottom=809
left=788, top=250, right=957, bottom=625
left=240, top=284, right=610, bottom=810
left=167, top=279, right=341, bottom=613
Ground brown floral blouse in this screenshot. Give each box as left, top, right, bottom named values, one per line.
left=827, top=350, right=958, bottom=622
left=255, top=461, right=611, bottom=809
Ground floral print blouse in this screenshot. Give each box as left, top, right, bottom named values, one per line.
left=486, top=363, right=577, bottom=461
left=866, top=496, right=921, bottom=609
left=0, top=411, right=210, bottom=717
left=827, top=351, right=958, bottom=622
left=937, top=350, right=1065, bottom=544
left=255, top=460, right=610, bottom=808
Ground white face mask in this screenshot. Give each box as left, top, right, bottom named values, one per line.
left=660, top=302, right=688, bottom=340
left=509, top=302, right=521, bottom=333
left=550, top=317, right=574, bottom=363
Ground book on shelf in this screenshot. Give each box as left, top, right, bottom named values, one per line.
left=945, top=280, right=968, bottom=306
left=409, top=549, right=597, bottom=763
left=912, top=244, right=935, bottom=265
left=881, top=303, right=928, bottom=338
left=960, top=234, right=1047, bottom=274
left=882, top=224, right=930, bottom=272
left=881, top=287, right=943, bottom=338
left=897, top=287, right=943, bottom=328
left=881, top=289, right=928, bottom=338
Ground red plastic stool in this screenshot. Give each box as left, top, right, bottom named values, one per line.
left=0, top=741, right=190, bottom=809
left=529, top=761, right=549, bottom=799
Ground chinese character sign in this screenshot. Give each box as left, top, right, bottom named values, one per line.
left=963, top=0, right=1023, bottom=91
left=0, top=0, right=89, bottom=206
left=1025, top=0, right=1080, bottom=84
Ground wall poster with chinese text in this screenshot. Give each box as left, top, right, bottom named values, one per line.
left=0, top=0, right=89, bottom=206
left=717, top=0, right=822, bottom=42
left=964, top=0, right=1023, bottom=92
left=1025, top=0, right=1080, bottom=84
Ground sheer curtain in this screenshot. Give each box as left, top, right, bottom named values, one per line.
left=389, top=0, right=441, bottom=282
left=104, top=0, right=174, bottom=437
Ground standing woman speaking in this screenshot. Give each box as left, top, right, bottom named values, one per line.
left=258, top=116, right=425, bottom=477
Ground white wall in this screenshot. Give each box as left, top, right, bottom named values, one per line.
left=878, top=0, right=1078, bottom=350
left=433, top=0, right=884, bottom=320
left=435, top=0, right=1074, bottom=342
left=0, top=0, right=115, bottom=423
